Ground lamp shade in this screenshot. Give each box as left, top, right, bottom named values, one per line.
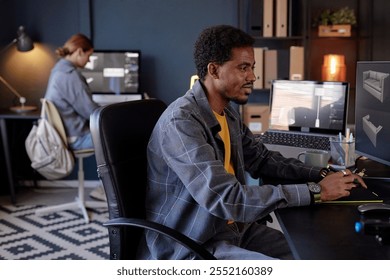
left=16, top=26, right=34, bottom=52
left=321, top=54, right=346, bottom=82
left=0, top=25, right=37, bottom=112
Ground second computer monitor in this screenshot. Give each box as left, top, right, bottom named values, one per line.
left=355, top=61, right=390, bottom=166
left=80, top=50, right=141, bottom=94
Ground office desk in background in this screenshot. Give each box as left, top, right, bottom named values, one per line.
left=0, top=108, right=40, bottom=204
left=276, top=178, right=390, bottom=259
left=1, top=96, right=144, bottom=204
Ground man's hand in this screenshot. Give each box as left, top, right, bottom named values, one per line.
left=319, top=169, right=367, bottom=201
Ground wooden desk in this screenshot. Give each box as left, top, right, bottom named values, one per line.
left=0, top=108, right=40, bottom=203
left=275, top=178, right=390, bottom=259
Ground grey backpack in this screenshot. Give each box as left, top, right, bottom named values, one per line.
left=25, top=99, right=74, bottom=180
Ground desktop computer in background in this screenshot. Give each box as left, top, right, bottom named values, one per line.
left=80, top=50, right=143, bottom=105
left=355, top=61, right=390, bottom=175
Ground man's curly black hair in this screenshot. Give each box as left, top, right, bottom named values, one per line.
left=194, top=25, right=255, bottom=80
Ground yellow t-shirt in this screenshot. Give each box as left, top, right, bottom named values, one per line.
left=213, top=111, right=234, bottom=175
left=214, top=111, right=236, bottom=225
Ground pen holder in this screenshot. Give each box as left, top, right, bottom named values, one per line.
left=330, top=137, right=355, bottom=167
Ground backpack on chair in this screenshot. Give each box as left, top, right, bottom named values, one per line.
left=25, top=99, right=75, bottom=180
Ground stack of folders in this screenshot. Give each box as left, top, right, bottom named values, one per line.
left=253, top=46, right=304, bottom=90
left=262, top=0, right=298, bottom=38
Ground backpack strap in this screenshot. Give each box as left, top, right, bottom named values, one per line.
left=41, top=99, right=68, bottom=146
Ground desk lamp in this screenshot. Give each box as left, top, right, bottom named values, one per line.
left=321, top=54, right=346, bottom=82
left=0, top=26, right=37, bottom=112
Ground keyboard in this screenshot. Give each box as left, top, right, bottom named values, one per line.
left=256, top=131, right=331, bottom=151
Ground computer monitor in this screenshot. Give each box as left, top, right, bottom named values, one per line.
left=269, top=80, right=349, bottom=134
left=355, top=61, right=390, bottom=166
left=80, top=50, right=141, bottom=94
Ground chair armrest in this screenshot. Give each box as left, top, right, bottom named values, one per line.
left=104, top=217, right=216, bottom=260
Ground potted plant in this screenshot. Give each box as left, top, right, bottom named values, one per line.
left=314, top=7, right=357, bottom=37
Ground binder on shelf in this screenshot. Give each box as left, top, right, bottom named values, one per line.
left=264, top=49, right=277, bottom=89
left=275, top=0, right=288, bottom=37
left=253, top=47, right=265, bottom=89
left=263, top=0, right=274, bottom=37
left=249, top=0, right=264, bottom=37
left=289, top=46, right=304, bottom=80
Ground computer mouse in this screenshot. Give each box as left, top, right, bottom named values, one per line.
left=357, top=203, right=390, bottom=214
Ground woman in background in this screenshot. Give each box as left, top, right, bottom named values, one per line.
left=44, top=33, right=105, bottom=201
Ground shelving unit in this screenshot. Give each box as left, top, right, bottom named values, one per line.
left=238, top=0, right=373, bottom=125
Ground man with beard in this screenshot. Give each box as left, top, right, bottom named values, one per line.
left=137, top=25, right=365, bottom=260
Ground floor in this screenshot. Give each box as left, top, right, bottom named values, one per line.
left=0, top=186, right=110, bottom=260
left=0, top=186, right=98, bottom=206
left=0, top=185, right=282, bottom=232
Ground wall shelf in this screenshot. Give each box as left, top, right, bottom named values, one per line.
left=239, top=0, right=373, bottom=125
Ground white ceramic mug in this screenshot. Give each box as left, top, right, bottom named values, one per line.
left=298, top=150, right=330, bottom=167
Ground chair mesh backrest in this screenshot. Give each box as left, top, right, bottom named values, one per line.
left=90, top=99, right=167, bottom=259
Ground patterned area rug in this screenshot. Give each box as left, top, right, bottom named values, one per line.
left=0, top=204, right=109, bottom=260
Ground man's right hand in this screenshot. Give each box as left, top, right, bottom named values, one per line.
left=319, top=169, right=367, bottom=201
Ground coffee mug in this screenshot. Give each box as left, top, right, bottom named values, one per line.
left=297, top=150, right=330, bottom=167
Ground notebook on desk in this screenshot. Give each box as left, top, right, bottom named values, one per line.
left=258, top=80, right=349, bottom=159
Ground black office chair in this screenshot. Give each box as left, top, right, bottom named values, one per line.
left=90, top=99, right=216, bottom=260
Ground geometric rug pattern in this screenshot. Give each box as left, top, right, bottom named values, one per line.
left=0, top=204, right=109, bottom=259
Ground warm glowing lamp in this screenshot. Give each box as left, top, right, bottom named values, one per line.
left=321, top=54, right=346, bottom=82
left=0, top=26, right=37, bottom=112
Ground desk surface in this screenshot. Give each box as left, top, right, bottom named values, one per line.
left=0, top=108, right=40, bottom=119
left=276, top=178, right=390, bottom=259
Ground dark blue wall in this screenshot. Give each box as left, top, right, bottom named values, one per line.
left=90, top=0, right=238, bottom=104
left=1, top=0, right=239, bottom=105
left=0, top=0, right=239, bottom=181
